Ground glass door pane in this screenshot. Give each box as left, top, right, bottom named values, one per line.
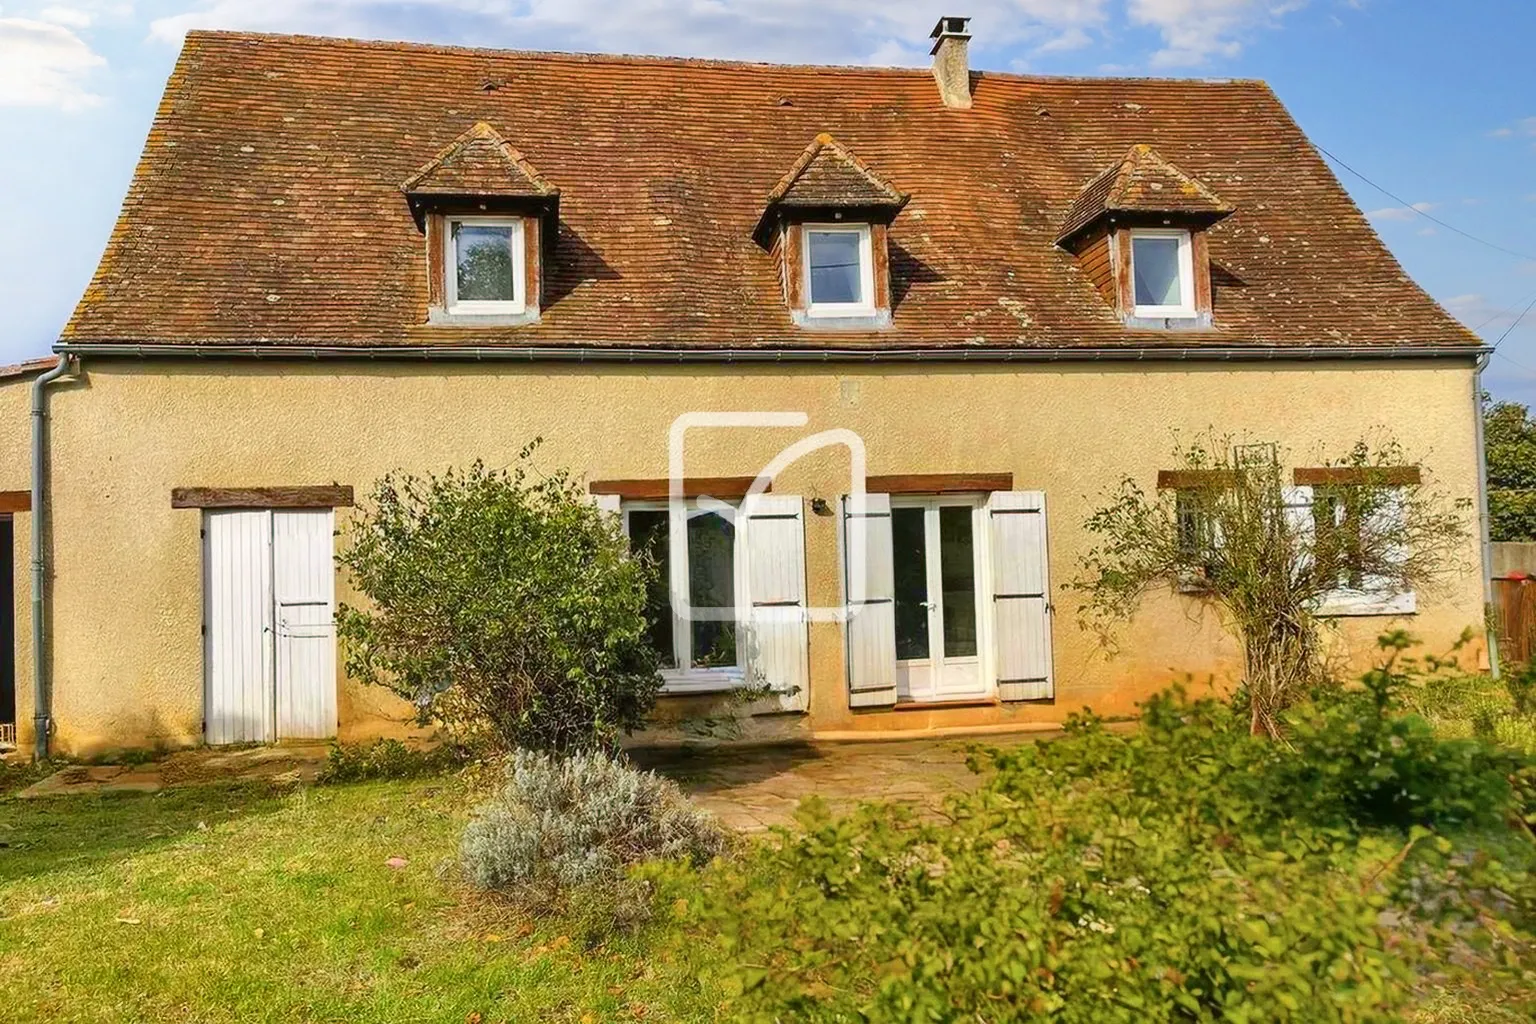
left=938, top=505, right=978, bottom=658
left=627, top=510, right=676, bottom=667
left=891, top=506, right=930, bottom=660
left=686, top=511, right=737, bottom=668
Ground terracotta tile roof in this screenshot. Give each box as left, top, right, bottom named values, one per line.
left=0, top=355, right=61, bottom=382
left=401, top=121, right=558, bottom=197
left=1059, top=143, right=1233, bottom=244
left=766, top=133, right=908, bottom=209
left=62, top=31, right=1479, bottom=352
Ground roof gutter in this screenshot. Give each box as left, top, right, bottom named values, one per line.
left=53, top=342, right=1491, bottom=363
left=31, top=355, right=75, bottom=761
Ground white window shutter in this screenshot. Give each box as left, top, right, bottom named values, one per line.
left=742, top=494, right=809, bottom=711
left=591, top=493, right=622, bottom=516
left=988, top=491, right=1054, bottom=702
left=842, top=493, right=897, bottom=708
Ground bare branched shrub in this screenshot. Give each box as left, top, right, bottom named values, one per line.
left=1072, top=436, right=1470, bottom=737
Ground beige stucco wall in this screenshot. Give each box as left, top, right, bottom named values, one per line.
left=11, top=357, right=1488, bottom=756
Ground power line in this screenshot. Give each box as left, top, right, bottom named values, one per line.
left=1471, top=286, right=1536, bottom=334
left=1313, top=143, right=1536, bottom=263
left=1494, top=292, right=1536, bottom=349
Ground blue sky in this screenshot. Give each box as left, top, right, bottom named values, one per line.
left=2, top=1, right=1533, bottom=397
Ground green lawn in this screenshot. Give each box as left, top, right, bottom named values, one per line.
left=0, top=776, right=717, bottom=1023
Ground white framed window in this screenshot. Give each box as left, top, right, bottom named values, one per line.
left=444, top=216, right=525, bottom=315
left=802, top=223, right=876, bottom=317
left=1310, top=485, right=1416, bottom=616
left=1129, top=228, right=1195, bottom=319
left=622, top=500, right=746, bottom=692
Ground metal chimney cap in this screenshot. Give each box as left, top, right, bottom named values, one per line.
left=930, top=16, right=972, bottom=40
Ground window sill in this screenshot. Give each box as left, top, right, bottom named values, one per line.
left=1122, top=312, right=1214, bottom=331
left=791, top=308, right=892, bottom=331
left=657, top=669, right=746, bottom=696
left=1316, top=592, right=1417, bottom=617
left=893, top=697, right=1000, bottom=711
left=427, top=305, right=539, bottom=327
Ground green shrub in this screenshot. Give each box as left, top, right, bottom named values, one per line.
left=1265, top=642, right=1523, bottom=831
left=336, top=449, right=663, bottom=755
left=316, top=738, right=470, bottom=783
left=461, top=749, right=725, bottom=922
left=666, top=726, right=1420, bottom=1022
left=650, top=652, right=1534, bottom=1021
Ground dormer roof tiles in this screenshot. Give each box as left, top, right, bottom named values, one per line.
left=766, top=133, right=909, bottom=210
left=61, top=31, right=1478, bottom=352
left=401, top=121, right=558, bottom=198
left=1059, top=143, right=1233, bottom=245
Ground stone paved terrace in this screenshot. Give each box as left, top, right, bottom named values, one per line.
left=634, top=734, right=1054, bottom=832
left=12, top=732, right=1090, bottom=830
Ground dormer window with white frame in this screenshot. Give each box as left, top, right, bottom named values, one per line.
left=1130, top=228, right=1195, bottom=319
left=803, top=223, right=876, bottom=318
left=445, top=216, right=526, bottom=316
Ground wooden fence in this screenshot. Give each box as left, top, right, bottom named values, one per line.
left=1491, top=542, right=1536, bottom=666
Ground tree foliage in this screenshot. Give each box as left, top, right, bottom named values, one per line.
left=1484, top=397, right=1536, bottom=542
left=1072, top=436, right=1469, bottom=736
left=336, top=446, right=663, bottom=754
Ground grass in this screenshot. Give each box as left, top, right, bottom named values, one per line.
left=0, top=775, right=718, bottom=1023
left=1408, top=666, right=1536, bottom=753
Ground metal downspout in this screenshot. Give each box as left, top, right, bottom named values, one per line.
left=31, top=355, right=73, bottom=760
left=1474, top=351, right=1499, bottom=679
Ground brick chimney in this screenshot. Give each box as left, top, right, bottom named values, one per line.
left=930, top=15, right=972, bottom=110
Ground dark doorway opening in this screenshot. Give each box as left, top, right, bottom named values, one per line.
left=1, top=517, right=14, bottom=748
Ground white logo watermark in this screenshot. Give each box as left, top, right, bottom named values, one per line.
left=665, top=411, right=873, bottom=623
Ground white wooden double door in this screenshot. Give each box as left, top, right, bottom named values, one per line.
left=204, top=509, right=337, bottom=744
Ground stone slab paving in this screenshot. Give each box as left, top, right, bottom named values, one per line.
left=635, top=733, right=1052, bottom=833
left=16, top=744, right=330, bottom=798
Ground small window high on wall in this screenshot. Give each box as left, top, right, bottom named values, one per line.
left=1130, top=228, right=1194, bottom=318
left=804, top=224, right=875, bottom=317
left=445, top=217, right=526, bottom=315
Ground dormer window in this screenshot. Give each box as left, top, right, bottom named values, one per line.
left=804, top=224, right=875, bottom=317
left=400, top=121, right=559, bottom=326
left=756, top=133, right=909, bottom=328
left=1130, top=228, right=1195, bottom=319
left=1055, top=144, right=1232, bottom=330
left=446, top=217, right=526, bottom=315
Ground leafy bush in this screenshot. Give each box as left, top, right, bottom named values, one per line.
left=461, top=749, right=725, bottom=918
left=650, top=646, right=1534, bottom=1021
left=1265, top=634, right=1525, bottom=831
left=316, top=738, right=470, bottom=783
left=336, top=449, right=663, bottom=755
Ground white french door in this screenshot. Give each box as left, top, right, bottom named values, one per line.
left=205, top=509, right=336, bottom=744
left=890, top=496, right=989, bottom=702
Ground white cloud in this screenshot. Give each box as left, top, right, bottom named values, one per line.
left=1365, top=201, right=1437, bottom=223
left=148, top=1, right=1110, bottom=65
left=0, top=16, right=106, bottom=111
left=1489, top=116, right=1536, bottom=140
left=1034, top=26, right=1094, bottom=54
left=1128, top=0, right=1308, bottom=68
left=1443, top=293, right=1536, bottom=339
left=38, top=7, right=94, bottom=29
